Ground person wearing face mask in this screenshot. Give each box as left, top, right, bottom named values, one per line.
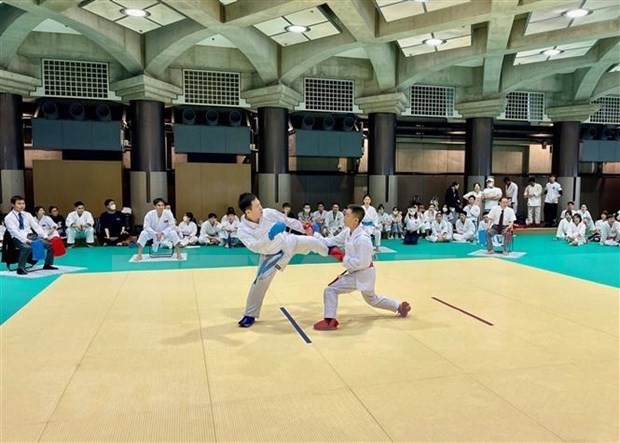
left=377, top=204, right=392, bottom=239
left=48, top=206, right=66, bottom=238
left=177, top=212, right=198, bottom=247
left=298, top=203, right=313, bottom=223
left=33, top=206, right=60, bottom=239
left=390, top=206, right=403, bottom=240
left=403, top=206, right=421, bottom=245
left=99, top=199, right=130, bottom=246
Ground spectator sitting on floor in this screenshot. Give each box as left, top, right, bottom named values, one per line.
left=48, top=205, right=66, bottom=238
left=66, top=201, right=95, bottom=248
left=453, top=210, right=476, bottom=243
left=282, top=202, right=296, bottom=219
left=199, top=213, right=223, bottom=246
left=177, top=212, right=198, bottom=247
left=298, top=203, right=313, bottom=223
left=556, top=211, right=573, bottom=240
left=220, top=209, right=241, bottom=248
left=427, top=212, right=452, bottom=243
left=325, top=203, right=345, bottom=237
left=390, top=206, right=403, bottom=240
left=593, top=211, right=609, bottom=243
left=99, top=199, right=130, bottom=246
left=377, top=204, right=392, bottom=239
left=403, top=206, right=421, bottom=245
left=33, top=206, right=60, bottom=239
left=566, top=213, right=587, bottom=246
left=603, top=211, right=620, bottom=246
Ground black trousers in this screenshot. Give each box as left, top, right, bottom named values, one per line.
left=14, top=238, right=54, bottom=269
left=102, top=232, right=130, bottom=245
left=544, top=203, right=558, bottom=226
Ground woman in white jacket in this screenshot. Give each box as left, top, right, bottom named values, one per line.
left=566, top=213, right=587, bottom=246
left=177, top=212, right=198, bottom=247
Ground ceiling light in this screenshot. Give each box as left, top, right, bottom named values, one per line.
left=285, top=25, right=310, bottom=33
left=542, top=48, right=563, bottom=56
left=121, top=8, right=149, bottom=17
left=562, top=8, right=592, bottom=18
left=423, top=38, right=446, bottom=47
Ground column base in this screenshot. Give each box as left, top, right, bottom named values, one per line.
left=368, top=175, right=398, bottom=210
left=258, top=173, right=291, bottom=209
left=130, top=171, right=168, bottom=222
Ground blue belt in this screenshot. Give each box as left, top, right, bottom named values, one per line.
left=253, top=250, right=284, bottom=284
left=361, top=221, right=374, bottom=226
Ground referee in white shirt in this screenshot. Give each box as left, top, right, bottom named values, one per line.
left=486, top=197, right=516, bottom=255
left=4, top=195, right=57, bottom=275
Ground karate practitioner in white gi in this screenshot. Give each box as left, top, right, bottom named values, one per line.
left=452, top=210, right=476, bottom=242
left=135, top=198, right=182, bottom=261
left=236, top=193, right=330, bottom=328
left=313, top=204, right=411, bottom=331
left=361, top=194, right=381, bottom=250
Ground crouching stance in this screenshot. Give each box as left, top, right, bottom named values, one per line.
left=236, top=193, right=329, bottom=328
left=313, top=204, right=411, bottom=331
left=135, top=198, right=182, bottom=261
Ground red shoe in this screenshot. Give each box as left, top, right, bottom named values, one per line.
left=397, top=301, right=411, bottom=317
left=313, top=318, right=339, bottom=330
left=328, top=246, right=345, bottom=262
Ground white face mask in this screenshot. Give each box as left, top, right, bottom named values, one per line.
left=182, top=216, right=189, bottom=223
left=109, top=204, right=116, bottom=211
left=304, top=208, right=310, bottom=213
left=393, top=210, right=399, bottom=215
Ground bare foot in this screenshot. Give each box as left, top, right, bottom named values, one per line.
left=502, top=250, right=509, bottom=255
left=177, top=254, right=183, bottom=260
left=486, top=250, right=494, bottom=254
left=135, top=255, right=143, bottom=261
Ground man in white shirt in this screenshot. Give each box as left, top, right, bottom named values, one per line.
left=523, top=177, right=543, bottom=226
left=543, top=175, right=562, bottom=227
left=482, top=177, right=502, bottom=211
left=503, top=176, right=519, bottom=216
left=220, top=211, right=241, bottom=248
left=325, top=203, right=344, bottom=237
left=236, top=192, right=330, bottom=328
left=66, top=200, right=95, bottom=247
left=135, top=198, right=182, bottom=261
left=4, top=195, right=57, bottom=275
left=464, top=195, right=481, bottom=224
left=486, top=197, right=516, bottom=255
left=311, top=202, right=328, bottom=232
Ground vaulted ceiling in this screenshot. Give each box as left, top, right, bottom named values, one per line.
left=0, top=0, right=618, bottom=104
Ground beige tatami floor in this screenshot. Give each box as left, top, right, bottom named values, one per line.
left=1, top=258, right=618, bottom=442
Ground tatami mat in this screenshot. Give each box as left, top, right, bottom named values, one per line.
left=2, top=258, right=618, bottom=442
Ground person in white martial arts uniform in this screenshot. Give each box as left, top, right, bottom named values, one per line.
left=452, top=210, right=476, bottom=242
left=236, top=193, right=330, bottom=328
left=135, top=198, right=182, bottom=261
left=577, top=204, right=595, bottom=234
left=220, top=207, right=239, bottom=224
left=177, top=212, right=198, bottom=247
left=33, top=206, right=60, bottom=239
left=377, top=204, right=392, bottom=239
left=462, top=182, right=482, bottom=214
left=427, top=212, right=453, bottom=243
left=464, top=195, right=481, bottom=225
left=312, top=202, right=328, bottom=235
left=503, top=177, right=519, bottom=215
left=325, top=203, right=345, bottom=237
left=220, top=210, right=241, bottom=248
left=312, top=204, right=411, bottom=331
left=198, top=213, right=223, bottom=246
left=403, top=206, right=422, bottom=245
left=565, top=213, right=587, bottom=246
left=66, top=201, right=95, bottom=247
left=593, top=211, right=610, bottom=243
left=523, top=177, right=543, bottom=226
left=421, top=203, right=437, bottom=236
left=361, top=194, right=381, bottom=250
left=603, top=211, right=620, bottom=246
left=560, top=201, right=577, bottom=220
left=556, top=211, right=573, bottom=240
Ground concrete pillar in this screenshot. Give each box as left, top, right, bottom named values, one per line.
left=257, top=107, right=291, bottom=208
left=110, top=75, right=182, bottom=222
left=357, top=92, right=408, bottom=209
left=455, top=97, right=505, bottom=192
left=546, top=104, right=599, bottom=208
left=464, top=117, right=493, bottom=191
left=367, top=112, right=397, bottom=209
left=242, top=85, right=302, bottom=209
left=129, top=100, right=167, bottom=222
left=0, top=93, right=25, bottom=212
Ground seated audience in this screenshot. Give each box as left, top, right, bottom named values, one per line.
left=603, top=211, right=620, bottom=246
left=177, top=212, right=198, bottom=247
left=33, top=206, right=60, bottom=238
left=421, top=203, right=437, bottom=236
left=221, top=207, right=240, bottom=224
left=403, top=206, right=421, bottom=245
left=282, top=202, right=296, bottom=219
left=298, top=203, right=313, bottom=223
left=427, top=212, right=453, bottom=243
left=377, top=204, right=392, bottom=238
left=220, top=209, right=241, bottom=248
left=556, top=211, right=573, bottom=240
left=199, top=213, right=223, bottom=246
left=478, top=212, right=491, bottom=244
left=312, top=202, right=328, bottom=233
left=577, top=203, right=595, bottom=234
left=453, top=210, right=476, bottom=242
left=594, top=211, right=610, bottom=243
left=560, top=201, right=577, bottom=219
left=99, top=199, right=130, bottom=246
left=464, top=195, right=481, bottom=225
left=48, top=205, right=66, bottom=238
left=325, top=203, right=344, bottom=237
left=486, top=197, right=516, bottom=254
left=66, top=201, right=95, bottom=247
left=390, top=206, right=403, bottom=240
left=136, top=198, right=182, bottom=261
left=566, top=213, right=587, bottom=246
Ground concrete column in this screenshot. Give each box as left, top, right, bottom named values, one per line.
left=367, top=112, right=397, bottom=209
left=257, top=107, right=290, bottom=208
left=546, top=104, right=599, bottom=208
left=0, top=93, right=25, bottom=212
left=110, top=75, right=182, bottom=222
left=242, top=85, right=303, bottom=209
left=357, top=92, right=408, bottom=210
left=455, top=97, right=505, bottom=192
left=552, top=121, right=581, bottom=207
left=464, top=117, right=493, bottom=191
left=129, top=100, right=167, bottom=222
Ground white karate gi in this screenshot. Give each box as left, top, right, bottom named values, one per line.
left=524, top=183, right=543, bottom=225
left=361, top=205, right=381, bottom=248
left=427, top=219, right=453, bottom=242
left=453, top=219, right=476, bottom=242
left=421, top=210, right=436, bottom=233
left=66, top=210, right=95, bottom=244
left=379, top=212, right=392, bottom=233
left=482, top=186, right=502, bottom=211
left=177, top=221, right=198, bottom=246
left=319, top=226, right=400, bottom=319
left=505, top=182, right=519, bottom=214
left=566, top=221, right=587, bottom=246
left=35, top=215, right=60, bottom=238
left=325, top=210, right=344, bottom=236
left=137, top=209, right=180, bottom=249
left=220, top=218, right=241, bottom=246
left=312, top=210, right=328, bottom=227
left=556, top=218, right=572, bottom=239
left=464, top=203, right=481, bottom=224
left=604, top=221, right=620, bottom=246
left=578, top=209, right=594, bottom=232
left=199, top=220, right=223, bottom=245
left=237, top=208, right=328, bottom=318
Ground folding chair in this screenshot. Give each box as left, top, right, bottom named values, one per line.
left=491, top=228, right=514, bottom=253
left=146, top=240, right=173, bottom=258
left=1, top=231, right=39, bottom=272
